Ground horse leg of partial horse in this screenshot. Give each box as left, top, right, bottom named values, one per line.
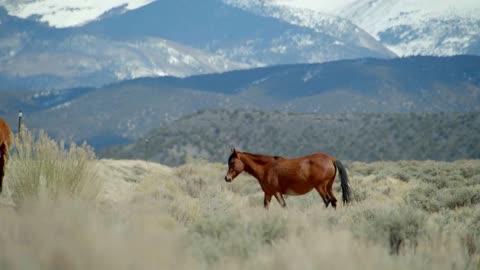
left=264, top=193, right=272, bottom=209
left=0, top=146, right=4, bottom=194
left=326, top=178, right=338, bottom=209
left=274, top=192, right=286, bottom=208
left=314, top=185, right=330, bottom=207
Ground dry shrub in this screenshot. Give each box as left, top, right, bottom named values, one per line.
left=407, top=185, right=480, bottom=212
left=5, top=128, right=98, bottom=206
left=352, top=206, right=426, bottom=255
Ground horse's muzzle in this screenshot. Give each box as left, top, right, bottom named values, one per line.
left=224, top=176, right=232, bottom=182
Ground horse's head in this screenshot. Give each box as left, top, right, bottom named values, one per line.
left=225, top=148, right=244, bottom=182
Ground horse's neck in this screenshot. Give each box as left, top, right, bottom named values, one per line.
left=240, top=153, right=271, bottom=180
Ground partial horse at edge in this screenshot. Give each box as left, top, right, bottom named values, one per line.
left=0, top=119, right=13, bottom=194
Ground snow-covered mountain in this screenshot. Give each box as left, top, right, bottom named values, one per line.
left=0, top=0, right=395, bottom=90
left=82, top=0, right=394, bottom=65
left=0, top=8, right=247, bottom=90
left=0, top=0, right=155, bottom=27
left=225, top=0, right=393, bottom=59
left=272, top=0, right=480, bottom=56
left=1, top=0, right=478, bottom=58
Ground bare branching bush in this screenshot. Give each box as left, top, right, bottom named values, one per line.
left=6, top=128, right=98, bottom=206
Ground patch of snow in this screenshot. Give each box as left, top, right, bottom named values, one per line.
left=270, top=45, right=287, bottom=54
left=292, top=34, right=314, bottom=47
left=303, top=71, right=313, bottom=82
left=51, top=101, right=73, bottom=110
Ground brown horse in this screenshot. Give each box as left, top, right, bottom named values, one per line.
left=0, top=118, right=13, bottom=194
left=224, top=149, right=350, bottom=209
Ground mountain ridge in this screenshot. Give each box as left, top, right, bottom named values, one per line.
left=0, top=55, right=478, bottom=150
left=0, top=0, right=394, bottom=90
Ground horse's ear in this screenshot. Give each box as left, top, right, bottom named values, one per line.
left=231, top=148, right=236, bottom=153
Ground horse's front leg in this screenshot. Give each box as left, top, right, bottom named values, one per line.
left=264, top=193, right=272, bottom=209
left=274, top=192, right=287, bottom=208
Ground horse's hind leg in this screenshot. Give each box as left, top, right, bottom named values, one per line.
left=326, top=178, right=338, bottom=209
left=264, top=193, right=273, bottom=209
left=315, top=184, right=331, bottom=208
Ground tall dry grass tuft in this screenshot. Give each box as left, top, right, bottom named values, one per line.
left=5, top=128, right=98, bottom=206
left=0, top=199, right=197, bottom=270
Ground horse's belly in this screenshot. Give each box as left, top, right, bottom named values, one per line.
left=283, top=186, right=313, bottom=196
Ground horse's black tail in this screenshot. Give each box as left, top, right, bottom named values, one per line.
left=335, top=160, right=350, bottom=204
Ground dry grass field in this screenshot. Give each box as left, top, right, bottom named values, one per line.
left=0, top=130, right=479, bottom=270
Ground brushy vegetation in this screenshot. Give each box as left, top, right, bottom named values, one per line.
left=4, top=128, right=98, bottom=206
left=101, top=110, right=480, bottom=166
left=1, top=139, right=479, bottom=269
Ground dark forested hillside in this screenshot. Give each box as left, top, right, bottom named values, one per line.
left=101, top=110, right=480, bottom=165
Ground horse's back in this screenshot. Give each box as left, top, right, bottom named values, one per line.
left=292, top=153, right=335, bottom=168
left=275, top=153, right=334, bottom=170
left=308, top=153, right=335, bottom=162
left=275, top=153, right=335, bottom=179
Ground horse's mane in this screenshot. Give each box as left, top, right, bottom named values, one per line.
left=228, top=150, right=284, bottom=167
left=240, top=152, right=283, bottom=164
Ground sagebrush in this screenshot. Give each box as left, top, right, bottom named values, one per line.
left=4, top=128, right=98, bottom=206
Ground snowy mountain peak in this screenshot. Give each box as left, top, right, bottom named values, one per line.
left=270, top=0, right=480, bottom=56
left=340, top=0, right=480, bottom=56
left=224, top=0, right=395, bottom=57
left=340, top=0, right=480, bottom=37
